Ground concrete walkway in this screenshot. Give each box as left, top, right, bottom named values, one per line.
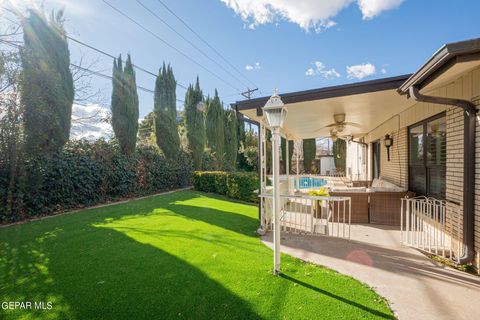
left=262, top=224, right=480, bottom=320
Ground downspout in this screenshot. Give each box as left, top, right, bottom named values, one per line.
left=409, top=86, right=476, bottom=264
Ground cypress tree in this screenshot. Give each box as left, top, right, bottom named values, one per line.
left=206, top=90, right=225, bottom=169
left=224, top=109, right=238, bottom=171
left=21, top=9, right=74, bottom=155
left=154, top=63, right=180, bottom=158
left=281, top=138, right=294, bottom=174
left=111, top=54, right=139, bottom=155
left=288, top=140, right=294, bottom=173
left=185, top=77, right=205, bottom=169
left=303, top=138, right=316, bottom=173
left=333, top=139, right=346, bottom=174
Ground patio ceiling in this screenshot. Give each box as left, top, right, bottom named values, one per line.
left=235, top=75, right=415, bottom=140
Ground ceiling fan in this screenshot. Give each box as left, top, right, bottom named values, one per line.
left=316, top=113, right=361, bottom=133
left=328, top=128, right=366, bottom=143
left=328, top=128, right=351, bottom=142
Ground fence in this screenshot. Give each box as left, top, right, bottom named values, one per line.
left=400, top=196, right=463, bottom=263
left=259, top=194, right=351, bottom=239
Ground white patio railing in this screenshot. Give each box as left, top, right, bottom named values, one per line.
left=400, top=196, right=464, bottom=263
left=259, top=194, right=351, bottom=238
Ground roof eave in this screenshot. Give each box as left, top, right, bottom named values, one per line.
left=233, top=74, right=412, bottom=112
left=398, top=38, right=480, bottom=94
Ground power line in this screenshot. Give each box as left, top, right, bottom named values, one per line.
left=241, top=88, right=258, bottom=99
left=67, top=35, right=188, bottom=90
left=0, top=11, right=190, bottom=92
left=0, top=39, right=185, bottom=103
left=102, top=0, right=241, bottom=93
left=155, top=0, right=258, bottom=90
left=70, top=63, right=184, bottom=103
left=135, top=0, right=250, bottom=89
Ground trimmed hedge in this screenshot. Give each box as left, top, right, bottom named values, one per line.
left=193, top=171, right=259, bottom=203
left=0, top=140, right=193, bottom=223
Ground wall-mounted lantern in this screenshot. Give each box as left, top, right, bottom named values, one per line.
left=384, top=134, right=393, bottom=161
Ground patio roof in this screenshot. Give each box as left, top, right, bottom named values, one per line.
left=233, top=75, right=415, bottom=140
left=233, top=38, right=480, bottom=141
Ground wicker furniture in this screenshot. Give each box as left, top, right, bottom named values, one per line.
left=369, top=191, right=415, bottom=225
left=329, top=190, right=369, bottom=223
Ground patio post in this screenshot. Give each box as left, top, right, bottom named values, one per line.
left=263, top=89, right=287, bottom=275
left=296, top=141, right=300, bottom=192
left=286, top=138, right=290, bottom=194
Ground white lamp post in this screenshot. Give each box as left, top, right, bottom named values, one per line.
left=263, top=89, right=287, bottom=275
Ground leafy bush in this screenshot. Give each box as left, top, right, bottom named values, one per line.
left=0, top=140, right=193, bottom=223
left=193, top=171, right=258, bottom=203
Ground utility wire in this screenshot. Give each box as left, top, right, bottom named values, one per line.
left=0, top=39, right=185, bottom=103
left=155, top=0, right=258, bottom=90
left=67, top=35, right=188, bottom=90
left=102, top=0, right=241, bottom=92
left=135, top=0, right=250, bottom=89
left=0, top=8, right=190, bottom=91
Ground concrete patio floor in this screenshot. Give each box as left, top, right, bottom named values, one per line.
left=262, top=224, right=480, bottom=320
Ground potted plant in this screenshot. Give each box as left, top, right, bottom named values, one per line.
left=308, top=187, right=330, bottom=218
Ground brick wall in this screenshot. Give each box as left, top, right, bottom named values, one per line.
left=445, top=107, right=465, bottom=252
left=379, top=127, right=408, bottom=188
left=475, top=101, right=480, bottom=271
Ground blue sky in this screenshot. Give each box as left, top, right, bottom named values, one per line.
left=5, top=0, right=480, bottom=119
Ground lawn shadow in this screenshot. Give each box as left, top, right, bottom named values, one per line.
left=280, top=274, right=395, bottom=320
left=78, top=191, right=259, bottom=238
left=164, top=192, right=259, bottom=237
left=0, top=223, right=261, bottom=319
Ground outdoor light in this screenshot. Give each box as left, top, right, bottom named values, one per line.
left=263, top=89, right=287, bottom=129
left=263, top=89, right=286, bottom=275
left=384, top=134, right=393, bottom=161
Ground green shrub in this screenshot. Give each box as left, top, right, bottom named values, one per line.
left=226, top=172, right=259, bottom=202
left=193, top=171, right=258, bottom=203
left=0, top=140, right=193, bottom=223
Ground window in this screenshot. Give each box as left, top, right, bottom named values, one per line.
left=408, top=114, right=446, bottom=199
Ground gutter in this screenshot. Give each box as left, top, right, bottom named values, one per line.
left=409, top=86, right=476, bottom=264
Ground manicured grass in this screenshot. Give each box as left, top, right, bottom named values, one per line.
left=0, top=190, right=394, bottom=319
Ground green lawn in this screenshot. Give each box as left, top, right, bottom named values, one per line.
left=0, top=190, right=394, bottom=319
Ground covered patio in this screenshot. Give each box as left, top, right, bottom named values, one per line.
left=233, top=38, right=480, bottom=272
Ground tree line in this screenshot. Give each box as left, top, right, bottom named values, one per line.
left=4, top=8, right=251, bottom=171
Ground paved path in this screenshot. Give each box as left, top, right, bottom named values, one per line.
left=262, top=224, right=480, bottom=320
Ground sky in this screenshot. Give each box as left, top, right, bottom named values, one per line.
left=3, top=0, right=480, bottom=138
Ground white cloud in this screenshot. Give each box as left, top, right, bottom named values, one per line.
left=305, top=61, right=340, bottom=79
left=346, top=63, right=376, bottom=79
left=221, top=0, right=404, bottom=32
left=245, top=62, right=261, bottom=71
left=70, top=103, right=112, bottom=141
left=381, top=68, right=387, bottom=74
left=305, top=68, right=315, bottom=76
left=357, top=0, right=404, bottom=20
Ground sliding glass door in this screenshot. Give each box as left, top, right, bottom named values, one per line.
left=408, top=114, right=446, bottom=199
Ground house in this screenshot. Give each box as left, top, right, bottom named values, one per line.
left=232, top=38, right=480, bottom=270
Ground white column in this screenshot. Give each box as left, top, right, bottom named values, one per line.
left=272, top=128, right=281, bottom=274
left=285, top=138, right=290, bottom=194
left=260, top=124, right=266, bottom=193
left=296, top=140, right=300, bottom=192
